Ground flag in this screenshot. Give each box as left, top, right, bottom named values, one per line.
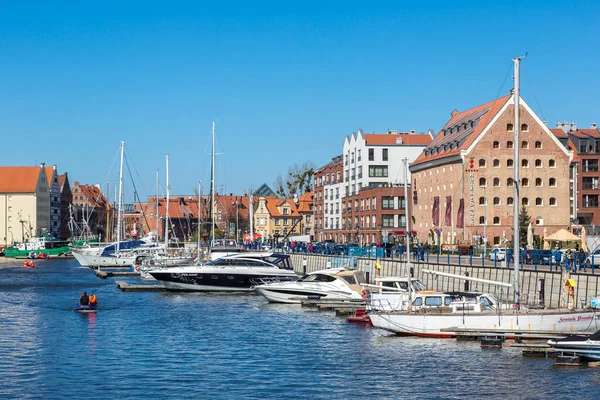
left=445, top=196, right=452, bottom=227
left=432, top=196, right=440, bottom=226
left=456, top=198, right=464, bottom=228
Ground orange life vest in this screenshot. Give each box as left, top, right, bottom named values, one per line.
left=89, top=294, right=97, bottom=305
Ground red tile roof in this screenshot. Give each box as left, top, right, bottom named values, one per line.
left=0, top=166, right=44, bottom=193
left=364, top=133, right=432, bottom=146
left=77, top=184, right=110, bottom=209
left=297, top=192, right=313, bottom=213
left=44, top=166, right=55, bottom=187
left=263, top=196, right=300, bottom=218
left=411, top=95, right=511, bottom=167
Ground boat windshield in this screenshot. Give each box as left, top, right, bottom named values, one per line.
left=301, top=274, right=337, bottom=283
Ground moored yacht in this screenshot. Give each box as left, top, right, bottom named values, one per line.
left=253, top=268, right=366, bottom=304
left=149, top=252, right=297, bottom=292
left=547, top=329, right=600, bottom=361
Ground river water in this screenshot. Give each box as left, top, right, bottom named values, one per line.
left=0, top=259, right=598, bottom=399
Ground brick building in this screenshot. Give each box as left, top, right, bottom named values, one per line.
left=410, top=94, right=572, bottom=246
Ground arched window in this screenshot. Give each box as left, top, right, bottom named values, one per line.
left=493, top=141, right=500, bottom=149
left=493, top=197, right=500, bottom=205
left=522, top=178, right=529, bottom=187
left=535, top=141, right=542, bottom=149
left=507, top=123, right=514, bottom=132
left=535, top=159, right=542, bottom=168
left=521, top=124, right=529, bottom=132
left=507, top=197, right=514, bottom=205
left=522, top=141, right=529, bottom=149
left=479, top=159, right=486, bottom=167
left=493, top=159, right=500, bottom=167
left=549, top=160, right=556, bottom=168
left=535, top=178, right=542, bottom=187
left=479, top=197, right=486, bottom=205
left=493, top=177, right=500, bottom=187
left=507, top=141, right=514, bottom=149
left=479, top=177, right=487, bottom=187
left=536, top=197, right=543, bottom=206
left=507, top=159, right=514, bottom=167
left=549, top=178, right=557, bottom=186
left=549, top=197, right=557, bottom=206
left=479, top=216, right=485, bottom=224
left=522, top=159, right=529, bottom=167
left=493, top=216, right=500, bottom=224
left=507, top=178, right=513, bottom=186
left=522, top=197, right=529, bottom=206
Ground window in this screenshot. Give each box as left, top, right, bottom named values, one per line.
left=535, top=141, right=542, bottom=149
left=522, top=178, right=529, bottom=187
left=507, top=159, right=514, bottom=167
left=522, top=159, right=529, bottom=168
left=493, top=141, right=500, bottom=149
left=493, top=217, right=500, bottom=224
left=535, top=159, right=542, bottom=168
left=368, top=165, right=388, bottom=177
left=479, top=216, right=485, bottom=224
left=522, top=141, right=529, bottom=149
left=549, top=178, right=556, bottom=187
left=382, top=215, right=394, bottom=228
left=493, top=178, right=500, bottom=187
left=382, top=148, right=388, bottom=161
left=549, top=197, right=557, bottom=206
left=507, top=123, right=514, bottom=132
left=479, top=159, right=486, bottom=167
left=507, top=197, right=514, bottom=205
left=493, top=159, right=500, bottom=167
left=479, top=197, right=486, bottom=205
left=535, top=197, right=543, bottom=206
left=368, top=149, right=374, bottom=161
left=521, top=124, right=529, bottom=132
left=507, top=178, right=513, bottom=186
left=493, top=197, right=500, bottom=205
left=479, top=177, right=487, bottom=187
left=507, top=141, right=514, bottom=149
left=535, top=178, right=542, bottom=187
left=382, top=196, right=394, bottom=209
left=549, top=159, right=556, bottom=168
left=522, top=197, right=529, bottom=206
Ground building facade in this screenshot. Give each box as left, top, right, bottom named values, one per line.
left=254, top=196, right=302, bottom=243
left=0, top=165, right=51, bottom=247
left=410, top=95, right=572, bottom=246
left=313, top=155, right=343, bottom=242
left=45, top=166, right=61, bottom=239
left=58, top=173, right=73, bottom=240
left=71, top=181, right=111, bottom=241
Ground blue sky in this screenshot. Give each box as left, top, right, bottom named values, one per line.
left=1, top=1, right=599, bottom=199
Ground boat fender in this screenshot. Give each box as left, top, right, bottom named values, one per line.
left=568, top=287, right=574, bottom=297
left=28, top=261, right=35, bottom=268
left=23, top=261, right=28, bottom=268
left=361, top=288, right=367, bottom=301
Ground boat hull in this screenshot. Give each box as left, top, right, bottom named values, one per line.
left=5, top=246, right=71, bottom=258
left=74, top=304, right=98, bottom=313
left=72, top=251, right=136, bottom=267
left=369, top=310, right=600, bottom=338
left=255, top=285, right=362, bottom=304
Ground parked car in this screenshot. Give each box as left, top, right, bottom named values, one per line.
left=489, top=248, right=507, bottom=261
left=524, top=249, right=553, bottom=265
left=586, top=250, right=600, bottom=266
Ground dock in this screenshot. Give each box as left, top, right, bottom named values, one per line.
left=115, top=281, right=166, bottom=292
left=94, top=270, right=140, bottom=279
left=300, top=298, right=366, bottom=315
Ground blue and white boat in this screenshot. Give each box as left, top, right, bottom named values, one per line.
left=547, top=330, right=600, bottom=361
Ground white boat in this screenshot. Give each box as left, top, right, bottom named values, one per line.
left=367, top=276, right=427, bottom=311
left=148, top=252, right=298, bottom=292
left=254, top=268, right=366, bottom=304
left=547, top=330, right=600, bottom=361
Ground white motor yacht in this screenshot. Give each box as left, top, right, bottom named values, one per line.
left=253, top=268, right=366, bottom=304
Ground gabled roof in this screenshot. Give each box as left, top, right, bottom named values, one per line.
left=262, top=196, right=300, bottom=218
left=254, top=183, right=277, bottom=197
left=411, top=95, right=511, bottom=167
left=58, top=174, right=68, bottom=191
left=315, top=155, right=343, bottom=174
left=44, top=166, right=56, bottom=187
left=297, top=192, right=313, bottom=213
left=77, top=184, right=110, bottom=209
left=364, top=133, right=432, bottom=146
left=0, top=166, right=44, bottom=193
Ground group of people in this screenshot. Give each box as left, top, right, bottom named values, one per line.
left=79, top=292, right=97, bottom=306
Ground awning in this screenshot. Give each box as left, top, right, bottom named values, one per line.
left=393, top=230, right=417, bottom=236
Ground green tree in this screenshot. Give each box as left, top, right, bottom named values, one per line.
left=518, top=204, right=531, bottom=248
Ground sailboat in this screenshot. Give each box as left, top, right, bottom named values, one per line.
left=369, top=57, right=600, bottom=338
left=71, top=142, right=158, bottom=267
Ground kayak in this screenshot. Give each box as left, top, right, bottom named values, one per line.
left=74, top=304, right=98, bottom=313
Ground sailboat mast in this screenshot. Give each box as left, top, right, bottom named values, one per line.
left=165, top=155, right=170, bottom=249
left=403, top=158, right=412, bottom=280
left=198, top=181, right=201, bottom=256
left=155, top=169, right=159, bottom=240
left=211, top=121, right=216, bottom=246
left=513, top=57, right=522, bottom=307
left=116, top=141, right=124, bottom=256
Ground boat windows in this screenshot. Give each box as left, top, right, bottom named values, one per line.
left=412, top=298, right=423, bottom=307
left=302, top=274, right=336, bottom=283
left=341, top=276, right=358, bottom=285
left=444, top=297, right=454, bottom=306
left=424, top=297, right=443, bottom=307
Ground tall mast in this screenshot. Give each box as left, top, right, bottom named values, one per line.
left=211, top=121, right=216, bottom=247
left=403, top=158, right=412, bottom=277
left=512, top=56, right=524, bottom=308
left=155, top=169, right=159, bottom=240
left=165, top=155, right=170, bottom=249
left=116, top=141, right=124, bottom=256
left=249, top=190, right=254, bottom=239
left=198, top=181, right=202, bottom=257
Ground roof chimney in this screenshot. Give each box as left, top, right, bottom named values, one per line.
left=562, top=121, right=569, bottom=134
left=451, top=109, right=459, bottom=117
left=592, top=122, right=598, bottom=129
left=542, top=120, right=548, bottom=127
left=556, top=121, right=562, bottom=128
left=570, top=121, right=577, bottom=132
left=410, top=129, right=416, bottom=134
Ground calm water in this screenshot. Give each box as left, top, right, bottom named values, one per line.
left=1, top=259, right=598, bottom=399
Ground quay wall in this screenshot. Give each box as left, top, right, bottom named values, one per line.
left=288, top=253, right=600, bottom=309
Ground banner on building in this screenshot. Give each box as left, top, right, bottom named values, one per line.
left=456, top=198, right=464, bottom=228
left=445, top=196, right=452, bottom=227
left=432, top=196, right=440, bottom=226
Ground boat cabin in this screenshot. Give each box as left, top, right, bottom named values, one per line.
left=410, top=291, right=500, bottom=313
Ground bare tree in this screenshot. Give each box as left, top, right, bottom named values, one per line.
left=274, top=162, right=315, bottom=197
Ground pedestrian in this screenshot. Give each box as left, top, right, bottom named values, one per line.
left=584, top=258, right=591, bottom=273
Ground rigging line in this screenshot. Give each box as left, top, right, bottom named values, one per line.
left=123, top=154, right=152, bottom=236
left=83, top=144, right=121, bottom=226
left=495, top=62, right=514, bottom=100
left=123, top=147, right=150, bottom=204
left=523, top=71, right=547, bottom=122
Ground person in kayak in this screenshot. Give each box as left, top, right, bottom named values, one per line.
left=89, top=294, right=97, bottom=306
left=79, top=292, right=89, bottom=305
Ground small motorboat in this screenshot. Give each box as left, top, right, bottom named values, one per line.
left=74, top=304, right=98, bottom=313
left=547, top=329, right=600, bottom=361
